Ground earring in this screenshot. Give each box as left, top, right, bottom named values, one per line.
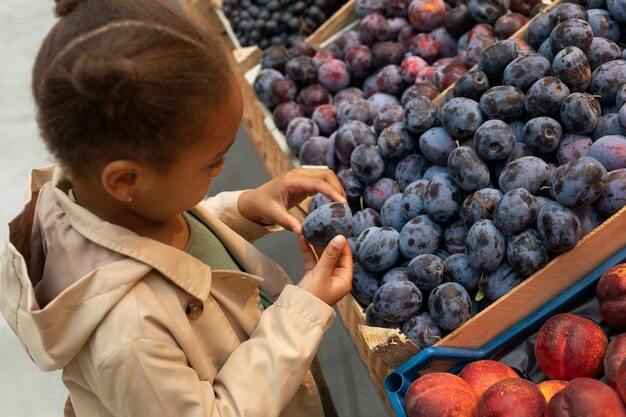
left=127, top=194, right=133, bottom=203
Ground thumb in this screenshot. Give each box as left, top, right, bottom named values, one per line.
left=315, top=235, right=347, bottom=274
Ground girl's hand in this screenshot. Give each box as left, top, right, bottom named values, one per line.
left=237, top=167, right=347, bottom=234
left=296, top=235, right=353, bottom=306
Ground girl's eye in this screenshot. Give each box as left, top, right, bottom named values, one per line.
left=209, top=158, right=225, bottom=169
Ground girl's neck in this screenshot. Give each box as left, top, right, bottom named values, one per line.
left=71, top=181, right=189, bottom=250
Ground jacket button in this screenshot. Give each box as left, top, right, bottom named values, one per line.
left=185, top=299, right=204, bottom=320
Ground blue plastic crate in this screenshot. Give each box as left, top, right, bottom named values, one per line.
left=383, top=245, right=626, bottom=417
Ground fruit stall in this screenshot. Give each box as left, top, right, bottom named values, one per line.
left=180, top=0, right=626, bottom=415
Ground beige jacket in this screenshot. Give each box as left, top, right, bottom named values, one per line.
left=1, top=165, right=336, bottom=417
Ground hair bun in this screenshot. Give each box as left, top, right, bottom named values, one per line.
left=54, top=0, right=85, bottom=17
left=71, top=54, right=138, bottom=105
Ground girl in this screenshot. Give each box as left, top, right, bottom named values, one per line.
left=0, top=0, right=353, bottom=416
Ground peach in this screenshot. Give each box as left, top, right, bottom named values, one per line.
left=617, top=361, right=626, bottom=404
left=404, top=372, right=478, bottom=417
left=475, top=378, right=546, bottom=417
left=545, top=377, right=626, bottom=417
left=534, top=313, right=608, bottom=380
left=536, top=380, right=567, bottom=403
left=596, top=263, right=626, bottom=331
left=605, top=333, right=626, bottom=388
left=458, top=360, right=520, bottom=397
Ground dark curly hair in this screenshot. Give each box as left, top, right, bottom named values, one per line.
left=33, top=0, right=234, bottom=177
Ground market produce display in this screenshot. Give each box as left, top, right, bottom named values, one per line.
left=222, top=0, right=345, bottom=49
left=400, top=262, right=626, bottom=417
left=253, top=0, right=626, bottom=354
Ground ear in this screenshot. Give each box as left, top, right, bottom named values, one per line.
left=101, top=160, right=140, bottom=203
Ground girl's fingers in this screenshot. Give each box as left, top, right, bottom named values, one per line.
left=296, top=235, right=318, bottom=271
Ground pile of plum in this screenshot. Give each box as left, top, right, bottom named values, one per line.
left=223, top=0, right=343, bottom=49
left=254, top=0, right=626, bottom=350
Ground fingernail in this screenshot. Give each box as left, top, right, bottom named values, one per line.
left=331, top=235, right=345, bottom=247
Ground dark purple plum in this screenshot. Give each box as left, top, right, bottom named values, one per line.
left=573, top=205, right=604, bottom=236
left=587, top=38, right=622, bottom=71
left=402, top=312, right=442, bottom=349
left=368, top=92, right=400, bottom=114
left=525, top=12, right=554, bottom=49
left=453, top=70, right=490, bottom=101
left=550, top=156, right=608, bottom=208
left=404, top=96, right=439, bottom=135
left=317, top=59, right=350, bottom=93
left=337, top=168, right=365, bottom=205
left=271, top=78, right=297, bottom=104
left=525, top=76, right=571, bottom=118
left=359, top=13, right=391, bottom=46
left=506, top=229, right=549, bottom=277
left=444, top=5, right=475, bottom=37
left=337, top=99, right=373, bottom=126
left=299, top=136, right=335, bottom=169
left=474, top=119, right=516, bottom=161
left=364, top=177, right=397, bottom=212
left=593, top=168, right=626, bottom=217
left=424, top=173, right=462, bottom=224
left=479, top=85, right=525, bottom=121
left=401, top=179, right=427, bottom=220
left=589, top=60, right=626, bottom=105
left=296, top=84, right=332, bottom=116
left=560, top=93, right=600, bottom=135
left=285, top=55, right=318, bottom=87
left=536, top=201, right=582, bottom=253
left=373, top=104, right=404, bottom=134
left=399, top=214, right=442, bottom=259
left=428, top=282, right=472, bottom=331
left=375, top=65, right=405, bottom=95
left=408, top=0, right=447, bottom=31
left=401, top=82, right=440, bottom=106
left=308, top=193, right=333, bottom=213
left=444, top=219, right=468, bottom=254
left=504, top=53, right=551, bottom=92
left=378, top=122, right=415, bottom=159
left=387, top=15, right=410, bottom=34
left=538, top=38, right=554, bottom=61
left=593, top=113, right=622, bottom=142
left=482, top=262, right=525, bottom=301
left=466, top=219, right=506, bottom=272
left=395, top=154, right=430, bottom=191
left=549, top=19, right=594, bottom=54
left=423, top=165, right=449, bottom=181
left=493, top=188, right=539, bottom=233
left=379, top=192, right=408, bottom=231
left=273, top=101, right=305, bottom=131
left=548, top=2, right=588, bottom=26
left=311, top=104, right=338, bottom=136
left=371, top=41, right=406, bottom=69
left=431, top=27, right=458, bottom=58
left=587, top=9, right=621, bottom=41
left=381, top=267, right=409, bottom=285
left=330, top=30, right=362, bottom=61
left=608, top=0, right=626, bottom=24
left=552, top=46, right=591, bottom=93
left=286, top=117, right=319, bottom=155
left=556, top=133, right=593, bottom=165
left=357, top=226, right=402, bottom=272
left=494, top=12, right=528, bottom=39
left=523, top=117, right=563, bottom=154
left=434, top=63, right=467, bottom=91
left=334, top=120, right=377, bottom=165
left=353, top=207, right=382, bottom=236
left=365, top=304, right=403, bottom=329
left=444, top=253, right=481, bottom=292
left=373, top=280, right=422, bottom=322
left=356, top=0, right=385, bottom=17
left=441, top=97, right=484, bottom=138
left=254, top=68, right=285, bottom=108
left=587, top=135, right=626, bottom=171
left=351, top=261, right=381, bottom=306
left=419, top=127, right=456, bottom=166
left=408, top=33, right=440, bottom=63
left=350, top=144, right=385, bottom=184
left=312, top=50, right=335, bottom=69
left=302, top=202, right=355, bottom=247
left=407, top=254, right=445, bottom=292
left=400, top=56, right=429, bottom=85
left=447, top=146, right=491, bottom=193
left=261, top=45, right=291, bottom=72
left=333, top=87, right=366, bottom=109
left=468, top=0, right=510, bottom=24
left=498, top=156, right=551, bottom=195
left=345, top=45, right=373, bottom=80
left=460, top=188, right=503, bottom=228
left=477, top=39, right=521, bottom=82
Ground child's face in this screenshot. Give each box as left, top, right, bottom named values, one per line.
left=135, top=78, right=244, bottom=221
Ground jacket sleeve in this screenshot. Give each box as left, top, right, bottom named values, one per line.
left=94, top=285, right=335, bottom=417
left=199, top=191, right=283, bottom=242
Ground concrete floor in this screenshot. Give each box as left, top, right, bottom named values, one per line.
left=0, top=1, right=390, bottom=416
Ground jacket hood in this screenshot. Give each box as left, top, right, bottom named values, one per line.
left=0, top=166, right=216, bottom=371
